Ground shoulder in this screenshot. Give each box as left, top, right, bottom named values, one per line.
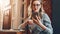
left=42, top=13, right=49, bottom=18
left=42, top=13, right=51, bottom=23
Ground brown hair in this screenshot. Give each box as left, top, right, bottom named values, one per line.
left=28, top=0, right=45, bottom=19
left=31, top=0, right=42, bottom=8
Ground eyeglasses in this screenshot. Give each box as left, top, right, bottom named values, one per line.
left=33, top=4, right=40, bottom=6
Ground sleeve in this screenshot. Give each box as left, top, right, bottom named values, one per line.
left=32, top=13, right=53, bottom=34
left=42, top=13, right=53, bottom=34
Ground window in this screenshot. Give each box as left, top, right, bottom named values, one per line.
left=0, top=0, right=26, bottom=32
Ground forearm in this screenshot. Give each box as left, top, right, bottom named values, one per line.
left=36, top=20, right=46, bottom=30
left=35, top=20, right=53, bottom=34
left=33, top=13, right=53, bottom=34
left=33, top=18, right=46, bottom=30
left=19, top=22, right=28, bottom=28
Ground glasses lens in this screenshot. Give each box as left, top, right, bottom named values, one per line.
left=33, top=4, right=40, bottom=6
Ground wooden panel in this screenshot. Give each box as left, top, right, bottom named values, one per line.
left=0, top=6, right=3, bottom=30
left=3, top=10, right=11, bottom=29
left=43, top=0, right=52, bottom=19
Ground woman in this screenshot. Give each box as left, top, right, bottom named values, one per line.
left=18, top=0, right=53, bottom=34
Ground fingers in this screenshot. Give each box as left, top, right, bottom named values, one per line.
left=36, top=16, right=39, bottom=21
left=32, top=17, right=38, bottom=23
left=36, top=16, right=41, bottom=22
left=28, top=20, right=34, bottom=25
left=38, top=16, right=41, bottom=20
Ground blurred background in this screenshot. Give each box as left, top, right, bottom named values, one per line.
left=0, top=0, right=52, bottom=34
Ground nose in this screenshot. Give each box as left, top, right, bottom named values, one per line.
left=34, top=6, right=38, bottom=9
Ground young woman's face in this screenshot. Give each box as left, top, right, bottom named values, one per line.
left=32, top=1, right=41, bottom=12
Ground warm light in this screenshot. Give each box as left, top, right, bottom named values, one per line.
left=0, top=0, right=10, bottom=11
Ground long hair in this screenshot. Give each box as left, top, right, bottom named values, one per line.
left=28, top=0, right=45, bottom=19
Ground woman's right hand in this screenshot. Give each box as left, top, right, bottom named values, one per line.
left=18, top=19, right=34, bottom=29
left=27, top=19, right=34, bottom=25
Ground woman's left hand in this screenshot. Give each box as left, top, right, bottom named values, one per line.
left=32, top=16, right=46, bottom=30
left=32, top=16, right=42, bottom=26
